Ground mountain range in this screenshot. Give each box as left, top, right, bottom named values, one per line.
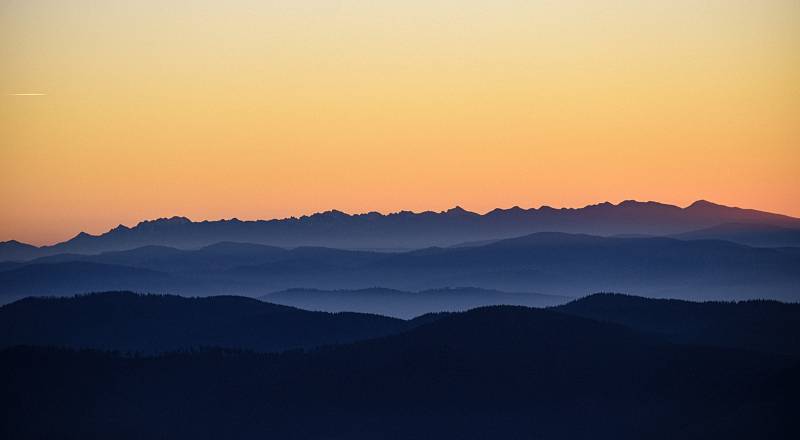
left=2, top=199, right=799, bottom=261
left=1, top=232, right=797, bottom=302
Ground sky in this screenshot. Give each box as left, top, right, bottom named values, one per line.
left=1, top=0, right=799, bottom=245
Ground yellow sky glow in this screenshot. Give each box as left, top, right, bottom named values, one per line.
left=1, top=0, right=799, bottom=245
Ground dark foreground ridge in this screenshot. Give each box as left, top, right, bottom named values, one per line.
left=556, top=293, right=800, bottom=356
left=3, top=291, right=798, bottom=356
left=0, top=292, right=429, bottom=353
left=2, top=301, right=798, bottom=439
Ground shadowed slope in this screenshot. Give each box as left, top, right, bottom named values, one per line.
left=1, top=305, right=796, bottom=439
left=0, top=292, right=420, bottom=353
left=557, top=293, right=800, bottom=356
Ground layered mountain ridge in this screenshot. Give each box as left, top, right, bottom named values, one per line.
left=2, top=232, right=798, bottom=302
left=3, top=199, right=799, bottom=261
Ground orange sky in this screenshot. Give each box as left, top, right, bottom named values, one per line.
left=2, top=1, right=799, bottom=245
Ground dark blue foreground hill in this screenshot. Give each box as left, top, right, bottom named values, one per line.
left=2, top=304, right=797, bottom=439
left=3, top=291, right=799, bottom=357
left=0, top=292, right=424, bottom=353
left=557, top=293, right=800, bottom=356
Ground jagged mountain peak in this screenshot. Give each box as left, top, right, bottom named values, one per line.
left=72, top=231, right=95, bottom=240
left=445, top=206, right=474, bottom=215
left=687, top=199, right=724, bottom=210
left=0, top=239, right=34, bottom=247
left=135, top=216, right=192, bottom=228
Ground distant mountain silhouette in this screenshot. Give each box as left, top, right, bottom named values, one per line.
left=1, top=233, right=798, bottom=301
left=2, top=304, right=796, bottom=439
left=350, top=232, right=800, bottom=300
left=3, top=199, right=798, bottom=261
left=262, top=287, right=570, bottom=318
left=672, top=222, right=800, bottom=247
left=557, top=293, right=800, bottom=356
left=0, top=292, right=425, bottom=353
left=26, top=242, right=290, bottom=273
left=0, top=262, right=181, bottom=301
left=0, top=240, right=39, bottom=261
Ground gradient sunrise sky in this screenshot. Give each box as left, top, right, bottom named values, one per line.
left=1, top=0, right=799, bottom=245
